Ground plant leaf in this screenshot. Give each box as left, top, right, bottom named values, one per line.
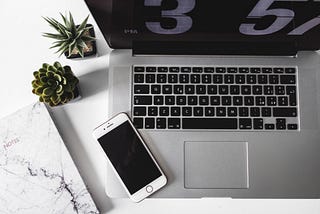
left=77, top=15, right=89, bottom=32
left=68, top=12, right=77, bottom=35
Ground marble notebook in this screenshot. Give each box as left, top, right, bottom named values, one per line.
left=0, top=102, right=99, bottom=214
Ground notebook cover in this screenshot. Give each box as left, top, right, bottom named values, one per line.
left=0, top=102, right=99, bottom=213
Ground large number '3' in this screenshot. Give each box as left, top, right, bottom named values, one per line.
left=144, top=0, right=195, bottom=34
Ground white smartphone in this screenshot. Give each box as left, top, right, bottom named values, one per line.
left=92, top=113, right=167, bottom=202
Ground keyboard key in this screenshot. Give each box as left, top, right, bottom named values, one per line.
left=275, top=86, right=285, bottom=95
left=213, top=74, right=223, bottom=83
left=202, top=74, right=212, bottom=83
left=250, top=107, right=260, bottom=117
left=247, top=75, right=256, bottom=84
left=134, top=107, right=146, bottom=116
left=267, top=96, right=277, bottom=106
left=194, top=107, right=204, bottom=116
left=165, top=96, right=175, bottom=105
left=146, top=67, right=156, bottom=72
left=233, top=96, right=243, bottom=105
left=241, top=85, right=251, bottom=95
left=216, top=107, right=226, bottom=116
left=216, top=67, right=226, bottom=73
left=188, top=96, right=198, bottom=105
left=177, top=96, right=187, bottom=105
left=191, top=74, right=201, bottom=83
left=158, top=67, right=168, bottom=72
left=181, top=67, right=191, bottom=73
left=168, top=74, right=178, bottom=83
left=222, top=96, right=232, bottom=105
left=219, top=85, right=229, bottom=94
left=227, top=67, right=238, bottom=73
left=148, top=107, right=158, bottom=116
left=253, top=85, right=263, bottom=95
left=159, top=107, right=170, bottom=116
left=273, top=67, right=284, bottom=73
left=239, top=118, right=252, bottom=129
left=235, top=75, right=246, bottom=84
left=146, top=74, right=156, bottom=83
left=287, top=123, right=298, bottom=130
left=174, top=85, right=184, bottom=94
left=258, top=75, right=268, bottom=84
left=162, top=85, right=172, bottom=94
left=255, top=96, right=265, bottom=106
left=134, top=74, right=144, bottom=83
left=227, top=107, right=237, bottom=116
left=224, top=74, right=234, bottom=84
left=133, top=118, right=143, bottom=129
left=276, top=118, right=286, bottom=130
left=273, top=108, right=297, bottom=117
left=157, top=74, right=167, bottom=83
left=182, top=107, right=192, bottom=116
left=244, top=96, right=254, bottom=106
left=253, top=118, right=263, bottom=129
left=199, top=96, right=209, bottom=105
left=171, top=107, right=181, bottom=116
left=264, top=85, right=274, bottom=95
left=134, top=67, right=144, bottom=72
left=168, top=118, right=181, bottom=129
left=250, top=67, right=261, bottom=73
left=285, top=68, right=296, bottom=73
left=154, top=96, right=164, bottom=105
left=205, top=107, right=215, bottom=116
left=134, top=96, right=152, bottom=105
left=193, top=67, right=203, bottom=73
left=239, top=107, right=249, bottom=117
left=261, top=107, right=271, bottom=117
left=134, top=85, right=149, bottom=94
left=239, top=67, right=249, bottom=73
left=280, top=75, right=296, bottom=84
left=278, top=96, right=288, bottom=106
left=262, top=67, right=272, bottom=73
left=185, top=85, right=195, bottom=94
left=269, top=75, right=279, bottom=84
left=204, top=67, right=214, bottom=73
left=207, top=85, right=217, bottom=94
left=145, top=118, right=155, bottom=129
left=182, top=118, right=237, bottom=129
left=196, top=85, right=206, bottom=94
left=210, top=96, right=220, bottom=105
left=179, top=74, right=189, bottom=83
left=230, top=85, right=240, bottom=95
left=265, top=124, right=275, bottom=130
left=156, top=118, right=166, bottom=129
left=169, top=67, right=179, bottom=72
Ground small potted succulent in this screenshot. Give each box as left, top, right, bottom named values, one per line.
left=43, top=12, right=96, bottom=59
left=32, top=62, right=80, bottom=107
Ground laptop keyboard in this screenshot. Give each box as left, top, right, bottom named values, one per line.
left=132, top=66, right=299, bottom=131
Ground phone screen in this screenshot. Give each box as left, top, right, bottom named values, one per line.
left=98, top=121, right=162, bottom=194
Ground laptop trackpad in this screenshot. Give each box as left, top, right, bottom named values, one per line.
left=184, top=141, right=249, bottom=189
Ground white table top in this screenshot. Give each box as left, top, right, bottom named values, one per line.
left=1, top=0, right=319, bottom=213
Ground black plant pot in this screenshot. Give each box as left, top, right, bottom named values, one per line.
left=64, top=24, right=97, bottom=59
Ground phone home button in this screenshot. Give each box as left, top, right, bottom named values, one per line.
left=146, top=185, right=153, bottom=193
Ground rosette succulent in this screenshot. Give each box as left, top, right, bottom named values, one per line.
left=43, top=12, right=96, bottom=58
left=32, top=62, right=79, bottom=106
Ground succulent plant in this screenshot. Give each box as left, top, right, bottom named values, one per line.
left=43, top=12, right=95, bottom=57
left=32, top=62, right=79, bottom=107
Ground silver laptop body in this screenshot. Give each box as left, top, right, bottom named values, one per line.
left=83, top=0, right=320, bottom=198
left=106, top=50, right=320, bottom=198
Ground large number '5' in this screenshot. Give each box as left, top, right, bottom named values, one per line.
left=239, top=0, right=294, bottom=35
left=144, top=0, right=195, bottom=34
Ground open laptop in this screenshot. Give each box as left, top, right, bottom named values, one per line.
left=85, top=0, right=320, bottom=198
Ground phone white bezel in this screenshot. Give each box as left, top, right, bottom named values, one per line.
left=92, top=112, right=167, bottom=202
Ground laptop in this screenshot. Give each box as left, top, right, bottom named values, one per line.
left=85, top=0, right=320, bottom=198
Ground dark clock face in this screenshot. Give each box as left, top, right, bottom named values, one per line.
left=85, top=0, right=320, bottom=49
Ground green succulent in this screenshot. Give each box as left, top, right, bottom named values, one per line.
left=43, top=12, right=95, bottom=57
left=32, top=62, right=79, bottom=107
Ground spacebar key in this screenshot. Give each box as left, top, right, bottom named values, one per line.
left=182, top=118, right=237, bottom=129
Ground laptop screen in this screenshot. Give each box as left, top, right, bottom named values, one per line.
left=85, top=0, right=320, bottom=54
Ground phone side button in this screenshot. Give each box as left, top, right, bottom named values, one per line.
left=146, top=185, right=153, bottom=193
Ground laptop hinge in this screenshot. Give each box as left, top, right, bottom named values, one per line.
left=132, top=41, right=298, bottom=56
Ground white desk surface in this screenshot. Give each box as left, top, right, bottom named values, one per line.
left=1, top=0, right=319, bottom=213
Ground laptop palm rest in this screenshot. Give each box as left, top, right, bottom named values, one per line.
left=184, top=141, right=249, bottom=189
